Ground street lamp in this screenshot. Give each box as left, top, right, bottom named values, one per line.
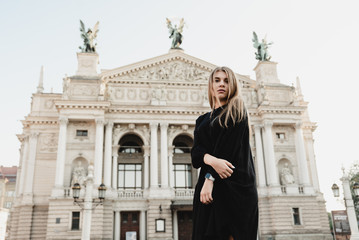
left=71, top=165, right=107, bottom=240
left=332, top=168, right=359, bottom=240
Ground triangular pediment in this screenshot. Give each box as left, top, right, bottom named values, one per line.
left=101, top=50, right=254, bottom=86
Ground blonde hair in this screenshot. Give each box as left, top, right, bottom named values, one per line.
left=208, top=66, right=247, bottom=128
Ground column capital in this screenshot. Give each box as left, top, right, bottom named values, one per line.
left=160, top=122, right=169, bottom=129
left=295, top=121, right=303, bottom=129
left=263, top=120, right=273, bottom=128
left=112, top=145, right=120, bottom=156
left=253, top=124, right=263, bottom=131
left=143, top=145, right=150, bottom=156
left=95, top=118, right=105, bottom=125
left=150, top=122, right=158, bottom=129
left=58, top=116, right=68, bottom=125
left=168, top=145, right=174, bottom=157
left=106, top=120, right=114, bottom=128
left=29, top=132, right=39, bottom=139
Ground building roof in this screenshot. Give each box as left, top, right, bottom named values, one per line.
left=0, top=166, right=17, bottom=181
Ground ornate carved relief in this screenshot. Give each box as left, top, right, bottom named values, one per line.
left=168, top=125, right=195, bottom=146
left=39, top=133, right=58, bottom=153
left=113, top=124, right=150, bottom=146
left=118, top=61, right=210, bottom=82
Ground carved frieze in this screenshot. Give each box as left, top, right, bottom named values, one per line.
left=39, top=133, right=58, bottom=153
left=118, top=61, right=210, bottom=82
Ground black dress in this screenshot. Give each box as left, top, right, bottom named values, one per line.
left=191, top=107, right=258, bottom=240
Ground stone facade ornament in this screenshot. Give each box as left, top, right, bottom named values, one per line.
left=166, top=18, right=185, bottom=49
left=71, top=160, right=87, bottom=187
left=79, top=20, right=99, bottom=53
left=252, top=32, right=273, bottom=61
left=280, top=163, right=295, bottom=185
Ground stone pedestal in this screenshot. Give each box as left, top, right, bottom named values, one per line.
left=254, top=61, right=280, bottom=84
left=76, top=52, right=99, bottom=76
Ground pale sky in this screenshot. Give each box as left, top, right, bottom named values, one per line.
left=1, top=0, right=358, bottom=212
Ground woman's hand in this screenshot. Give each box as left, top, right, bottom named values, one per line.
left=204, top=154, right=234, bottom=179
left=200, top=178, right=214, bottom=204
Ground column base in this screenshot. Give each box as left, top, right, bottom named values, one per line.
left=267, top=185, right=282, bottom=196
left=21, top=193, right=33, bottom=205
left=350, top=233, right=359, bottom=240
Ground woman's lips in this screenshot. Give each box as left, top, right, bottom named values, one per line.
left=217, top=89, right=225, bottom=93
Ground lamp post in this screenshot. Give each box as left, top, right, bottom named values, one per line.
left=331, top=168, right=359, bottom=240
left=72, top=165, right=106, bottom=240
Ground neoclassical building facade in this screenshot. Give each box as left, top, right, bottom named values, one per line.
left=9, top=49, right=331, bottom=240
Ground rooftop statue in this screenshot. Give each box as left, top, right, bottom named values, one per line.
left=166, top=18, right=185, bottom=49
left=252, top=32, right=273, bottom=61
left=79, top=20, right=99, bottom=53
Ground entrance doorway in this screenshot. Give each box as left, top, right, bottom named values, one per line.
left=121, top=211, right=140, bottom=240
left=177, top=211, right=192, bottom=240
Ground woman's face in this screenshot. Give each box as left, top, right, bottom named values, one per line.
left=212, top=71, right=229, bottom=106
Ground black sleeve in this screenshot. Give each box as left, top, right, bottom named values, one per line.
left=191, top=114, right=216, bottom=177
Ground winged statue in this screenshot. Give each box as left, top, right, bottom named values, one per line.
left=252, top=32, right=273, bottom=61
left=79, top=20, right=99, bottom=53
left=166, top=18, right=185, bottom=49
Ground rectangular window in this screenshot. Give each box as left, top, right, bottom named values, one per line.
left=276, top=133, right=285, bottom=139
left=76, top=130, right=88, bottom=137
left=71, top=212, right=80, bottom=230
left=6, top=191, right=15, bottom=197
left=173, top=164, right=192, bottom=189
left=292, top=208, right=301, bottom=225
left=118, top=164, right=142, bottom=189
left=4, top=202, right=12, bottom=209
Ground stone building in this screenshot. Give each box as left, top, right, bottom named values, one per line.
left=9, top=48, right=331, bottom=240
left=0, top=166, right=17, bottom=240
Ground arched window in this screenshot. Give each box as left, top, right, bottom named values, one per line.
left=172, top=135, right=195, bottom=189
left=117, top=134, right=144, bottom=189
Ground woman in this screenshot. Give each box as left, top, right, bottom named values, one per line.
left=191, top=67, right=258, bottom=240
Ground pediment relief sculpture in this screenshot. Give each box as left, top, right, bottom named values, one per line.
left=113, top=61, right=210, bottom=83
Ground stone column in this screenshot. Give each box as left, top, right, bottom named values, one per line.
left=81, top=166, right=94, bottom=240
left=160, top=122, right=169, bottom=188
left=150, top=122, right=158, bottom=188
left=114, top=211, right=120, bottom=240
left=112, top=146, right=119, bottom=189
left=143, top=145, right=150, bottom=189
left=24, top=133, right=39, bottom=195
left=254, top=125, right=266, bottom=187
left=18, top=135, right=29, bottom=195
left=263, top=121, right=279, bottom=186
left=305, top=134, right=320, bottom=191
left=140, top=210, right=146, bottom=240
left=342, top=172, right=359, bottom=240
left=173, top=210, right=178, bottom=240
left=55, top=117, right=68, bottom=187
left=104, top=121, right=113, bottom=187
left=168, top=146, right=174, bottom=188
left=94, top=118, right=105, bottom=185
left=295, top=122, right=310, bottom=186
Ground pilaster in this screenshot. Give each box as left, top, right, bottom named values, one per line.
left=150, top=122, right=159, bottom=188
left=160, top=122, right=169, bottom=188
left=54, top=117, right=68, bottom=189
left=104, top=121, right=113, bottom=187
left=94, top=118, right=104, bottom=185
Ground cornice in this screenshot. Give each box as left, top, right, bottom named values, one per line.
left=55, top=100, right=111, bottom=110
left=254, top=105, right=306, bottom=115
left=107, top=108, right=207, bottom=115
left=107, top=79, right=207, bottom=86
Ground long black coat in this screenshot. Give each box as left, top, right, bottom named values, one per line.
left=191, top=107, right=258, bottom=240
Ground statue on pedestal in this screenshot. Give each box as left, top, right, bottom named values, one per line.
left=166, top=18, right=185, bottom=49
left=252, top=32, right=273, bottom=61
left=280, top=163, right=295, bottom=185
left=71, top=161, right=87, bottom=187
left=79, top=20, right=99, bottom=53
